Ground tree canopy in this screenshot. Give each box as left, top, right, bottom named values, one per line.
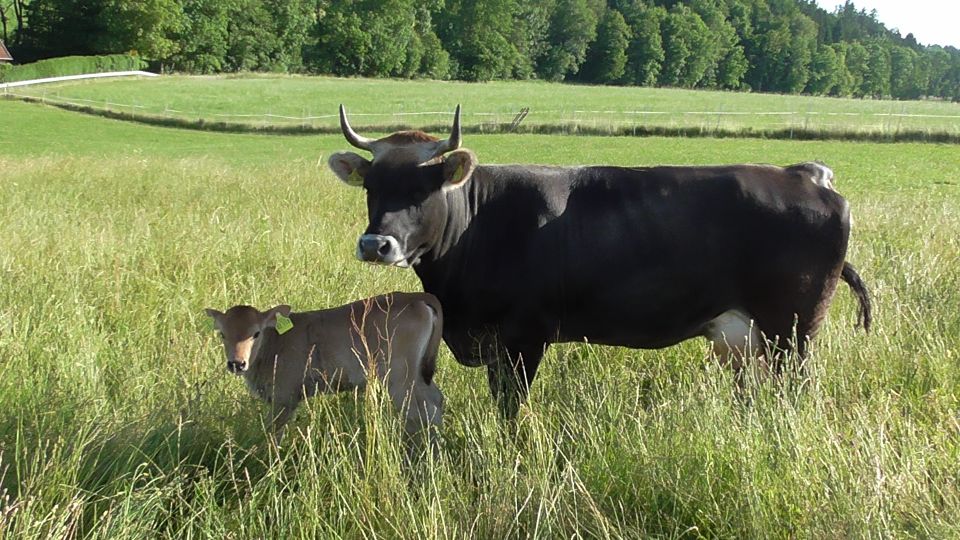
left=5, top=0, right=959, bottom=101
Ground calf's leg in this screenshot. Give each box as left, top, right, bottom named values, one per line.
left=269, top=402, right=298, bottom=441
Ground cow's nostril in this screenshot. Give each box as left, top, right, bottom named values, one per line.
left=377, top=241, right=392, bottom=256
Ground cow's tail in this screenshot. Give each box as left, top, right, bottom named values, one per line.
left=841, top=262, right=872, bottom=332
left=419, top=294, right=444, bottom=385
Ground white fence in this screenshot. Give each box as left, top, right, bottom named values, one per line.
left=0, top=70, right=157, bottom=90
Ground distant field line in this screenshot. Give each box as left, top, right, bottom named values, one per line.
left=11, top=91, right=960, bottom=122
left=6, top=91, right=959, bottom=143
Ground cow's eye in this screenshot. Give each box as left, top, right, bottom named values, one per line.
left=253, top=331, right=260, bottom=339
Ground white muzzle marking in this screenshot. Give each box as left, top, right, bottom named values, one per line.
left=357, top=234, right=407, bottom=266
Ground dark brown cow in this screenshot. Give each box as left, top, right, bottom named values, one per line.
left=328, top=105, right=871, bottom=418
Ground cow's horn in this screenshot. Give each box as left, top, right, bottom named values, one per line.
left=435, top=104, right=462, bottom=155
left=339, top=104, right=375, bottom=152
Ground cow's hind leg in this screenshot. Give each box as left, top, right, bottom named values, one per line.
left=751, top=266, right=843, bottom=379
left=487, top=343, right=545, bottom=420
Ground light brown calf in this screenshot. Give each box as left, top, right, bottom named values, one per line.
left=205, top=292, right=444, bottom=441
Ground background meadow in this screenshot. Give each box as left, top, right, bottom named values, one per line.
left=1, top=85, right=959, bottom=538
left=8, top=75, right=960, bottom=139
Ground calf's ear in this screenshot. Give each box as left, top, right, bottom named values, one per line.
left=204, top=308, right=223, bottom=330
left=442, top=149, right=477, bottom=192
left=263, top=305, right=293, bottom=328
left=328, top=152, right=370, bottom=187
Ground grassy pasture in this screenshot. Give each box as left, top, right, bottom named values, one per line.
left=1, top=97, right=960, bottom=538
left=8, top=74, right=960, bottom=139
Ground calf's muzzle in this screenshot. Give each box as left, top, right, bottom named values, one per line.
left=227, top=360, right=247, bottom=373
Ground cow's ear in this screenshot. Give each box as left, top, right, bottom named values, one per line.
left=442, top=149, right=477, bottom=192
left=263, top=305, right=292, bottom=328
left=328, top=152, right=370, bottom=187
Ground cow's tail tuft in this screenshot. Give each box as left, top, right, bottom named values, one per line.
left=841, top=262, right=872, bottom=332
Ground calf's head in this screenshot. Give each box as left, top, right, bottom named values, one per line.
left=205, top=305, right=291, bottom=374
left=328, top=105, right=477, bottom=267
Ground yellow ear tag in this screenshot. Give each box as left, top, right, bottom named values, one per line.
left=453, top=163, right=464, bottom=183
left=275, top=314, right=294, bottom=335
left=347, top=169, right=363, bottom=185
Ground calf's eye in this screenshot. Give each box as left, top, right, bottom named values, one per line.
left=253, top=331, right=261, bottom=339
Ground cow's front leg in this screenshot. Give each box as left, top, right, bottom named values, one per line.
left=487, top=343, right=545, bottom=420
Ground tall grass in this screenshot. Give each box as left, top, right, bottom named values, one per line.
left=1, top=102, right=959, bottom=537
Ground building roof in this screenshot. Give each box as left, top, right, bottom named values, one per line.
left=0, top=41, right=13, bottom=62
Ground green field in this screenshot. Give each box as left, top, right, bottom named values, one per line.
left=8, top=74, right=960, bottom=138
left=1, top=89, right=960, bottom=538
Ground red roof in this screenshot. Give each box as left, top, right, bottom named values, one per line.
left=0, top=41, right=12, bottom=62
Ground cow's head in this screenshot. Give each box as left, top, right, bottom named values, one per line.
left=328, top=105, right=477, bottom=267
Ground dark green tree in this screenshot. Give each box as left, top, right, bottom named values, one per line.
left=781, top=10, right=816, bottom=92
left=743, top=0, right=816, bottom=93
left=946, top=49, right=960, bottom=101
left=21, top=0, right=109, bottom=59
left=843, top=40, right=868, bottom=96
left=418, top=29, right=451, bottom=79
left=689, top=0, right=739, bottom=88
left=168, top=0, right=229, bottom=73
left=582, top=7, right=630, bottom=83
left=223, top=0, right=282, bottom=71
left=437, top=0, right=521, bottom=81
left=509, top=0, right=552, bottom=79
left=923, top=46, right=952, bottom=98
left=99, top=0, right=183, bottom=60
left=536, top=0, right=598, bottom=81
left=312, top=0, right=416, bottom=77
left=828, top=42, right=856, bottom=96
left=409, top=1, right=450, bottom=79
left=658, top=5, right=713, bottom=87
left=263, top=0, right=314, bottom=72
left=860, top=38, right=891, bottom=97
left=716, top=44, right=748, bottom=89
left=620, top=2, right=665, bottom=86
left=657, top=7, right=691, bottom=86
left=888, top=44, right=917, bottom=99
left=806, top=43, right=841, bottom=95
left=0, top=0, right=27, bottom=45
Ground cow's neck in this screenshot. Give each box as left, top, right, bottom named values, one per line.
left=244, top=330, right=282, bottom=395
left=412, top=166, right=498, bottom=298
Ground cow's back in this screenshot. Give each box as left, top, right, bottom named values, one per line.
left=424, top=163, right=851, bottom=353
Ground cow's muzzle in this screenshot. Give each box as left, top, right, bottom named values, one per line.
left=227, top=360, right=247, bottom=374
left=357, top=234, right=406, bottom=266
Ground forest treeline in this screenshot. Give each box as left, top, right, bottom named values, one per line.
left=2, top=0, right=958, bottom=100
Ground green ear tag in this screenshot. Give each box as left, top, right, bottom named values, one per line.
left=275, top=314, right=294, bottom=335
left=453, top=163, right=464, bottom=183
left=347, top=169, right=363, bottom=185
